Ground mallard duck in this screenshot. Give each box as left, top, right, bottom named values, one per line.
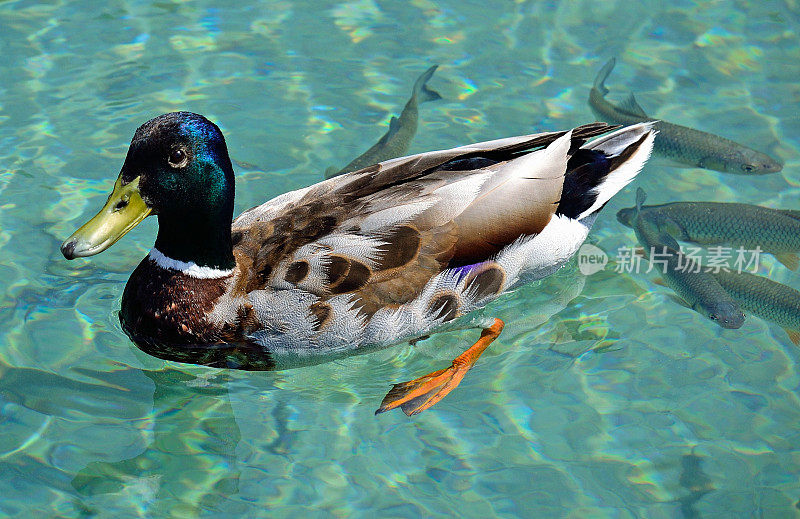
left=61, top=112, right=655, bottom=415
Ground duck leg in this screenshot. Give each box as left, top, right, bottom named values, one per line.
left=376, top=318, right=505, bottom=416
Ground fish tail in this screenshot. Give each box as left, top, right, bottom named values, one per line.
left=413, top=65, right=442, bottom=103
left=593, top=57, right=616, bottom=96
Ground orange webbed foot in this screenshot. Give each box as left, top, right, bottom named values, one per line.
left=375, top=318, right=504, bottom=416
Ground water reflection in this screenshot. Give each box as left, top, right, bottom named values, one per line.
left=0, top=359, right=248, bottom=515
left=70, top=368, right=242, bottom=516
left=677, top=448, right=714, bottom=519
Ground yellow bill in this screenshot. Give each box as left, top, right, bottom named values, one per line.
left=61, top=176, right=152, bottom=259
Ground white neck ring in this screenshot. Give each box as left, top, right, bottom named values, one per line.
left=148, top=248, right=234, bottom=279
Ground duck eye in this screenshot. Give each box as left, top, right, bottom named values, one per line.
left=168, top=148, right=188, bottom=168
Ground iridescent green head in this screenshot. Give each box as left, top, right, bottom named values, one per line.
left=61, top=112, right=236, bottom=269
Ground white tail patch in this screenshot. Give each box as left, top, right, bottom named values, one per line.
left=148, top=248, right=234, bottom=279
left=496, top=214, right=591, bottom=286
left=577, top=123, right=656, bottom=220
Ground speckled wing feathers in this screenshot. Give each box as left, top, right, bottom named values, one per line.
left=230, top=125, right=611, bottom=308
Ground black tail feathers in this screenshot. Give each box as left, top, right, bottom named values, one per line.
left=556, top=149, right=611, bottom=219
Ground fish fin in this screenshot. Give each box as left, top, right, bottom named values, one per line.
left=593, top=58, right=616, bottom=95
left=324, top=166, right=340, bottom=179
left=695, top=155, right=727, bottom=170
left=658, top=232, right=681, bottom=251
left=653, top=277, right=666, bottom=286
left=635, top=187, right=647, bottom=212
left=618, top=92, right=648, bottom=117
left=413, top=65, right=442, bottom=104
left=655, top=216, right=683, bottom=240
left=667, top=294, right=691, bottom=309
left=783, top=327, right=800, bottom=346
left=637, top=209, right=682, bottom=247
left=776, top=209, right=800, bottom=221
left=776, top=253, right=799, bottom=271
left=375, top=117, right=401, bottom=147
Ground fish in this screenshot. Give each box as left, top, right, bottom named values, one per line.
left=617, top=195, right=800, bottom=270
left=714, top=270, right=800, bottom=345
left=589, top=58, right=782, bottom=175
left=325, top=65, right=442, bottom=179
left=631, top=188, right=745, bottom=329
left=677, top=448, right=715, bottom=519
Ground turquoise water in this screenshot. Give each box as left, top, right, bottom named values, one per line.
left=1, top=0, right=800, bottom=517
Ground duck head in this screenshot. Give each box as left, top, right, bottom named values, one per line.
left=61, top=112, right=236, bottom=270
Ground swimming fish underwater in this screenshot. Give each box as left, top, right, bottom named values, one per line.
left=325, top=65, right=442, bottom=179
left=714, top=270, right=800, bottom=345
left=630, top=189, right=745, bottom=329
left=676, top=448, right=715, bottom=519
left=589, top=58, right=782, bottom=175
left=616, top=196, right=800, bottom=270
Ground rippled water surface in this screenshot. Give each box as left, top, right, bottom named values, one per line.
left=1, top=1, right=800, bottom=517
